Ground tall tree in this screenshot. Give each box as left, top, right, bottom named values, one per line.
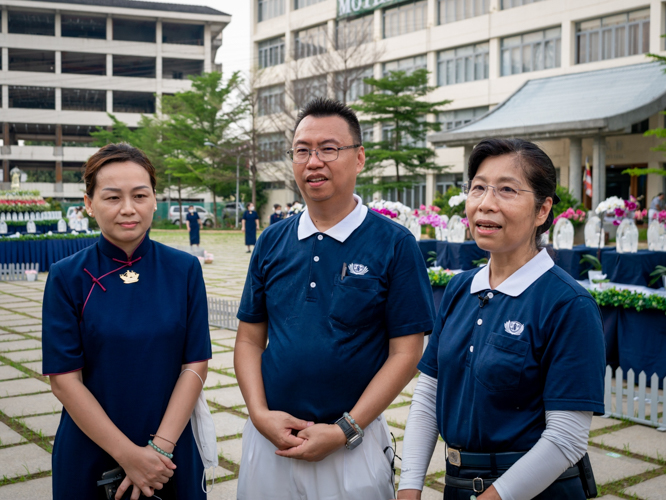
left=161, top=71, right=247, bottom=227
left=350, top=69, right=451, bottom=201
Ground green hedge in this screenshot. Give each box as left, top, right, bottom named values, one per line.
left=0, top=233, right=99, bottom=242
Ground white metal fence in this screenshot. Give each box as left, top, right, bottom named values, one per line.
left=604, top=365, right=666, bottom=431
left=0, top=263, right=39, bottom=281
left=208, top=298, right=240, bottom=331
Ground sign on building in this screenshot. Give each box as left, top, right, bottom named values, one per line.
left=338, top=0, right=409, bottom=18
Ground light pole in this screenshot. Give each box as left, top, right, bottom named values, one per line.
left=204, top=140, right=242, bottom=228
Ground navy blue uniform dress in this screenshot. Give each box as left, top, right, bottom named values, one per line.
left=187, top=211, right=200, bottom=245
left=237, top=199, right=435, bottom=423
left=419, top=249, right=605, bottom=499
left=269, top=212, right=283, bottom=225
left=242, top=210, right=259, bottom=245
left=42, top=233, right=212, bottom=500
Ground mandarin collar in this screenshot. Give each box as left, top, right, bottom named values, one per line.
left=470, top=248, right=554, bottom=297
left=98, top=232, right=152, bottom=262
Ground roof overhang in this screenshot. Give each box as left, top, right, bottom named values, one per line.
left=429, top=62, right=666, bottom=147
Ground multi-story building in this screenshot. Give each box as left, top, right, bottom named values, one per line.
left=0, top=0, right=230, bottom=200
left=251, top=0, right=666, bottom=222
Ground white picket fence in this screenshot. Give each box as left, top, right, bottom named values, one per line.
left=208, top=298, right=240, bottom=330
left=604, top=366, right=666, bottom=431
left=0, top=263, right=39, bottom=281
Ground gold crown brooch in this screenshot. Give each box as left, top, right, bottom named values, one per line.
left=119, top=270, right=139, bottom=284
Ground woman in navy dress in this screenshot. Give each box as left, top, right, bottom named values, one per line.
left=186, top=206, right=201, bottom=248
left=398, top=139, right=605, bottom=500
left=241, top=203, right=259, bottom=253
left=42, top=143, right=211, bottom=500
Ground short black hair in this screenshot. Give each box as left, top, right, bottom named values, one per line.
left=294, top=98, right=362, bottom=145
left=273, top=203, right=281, bottom=209
left=468, top=138, right=557, bottom=250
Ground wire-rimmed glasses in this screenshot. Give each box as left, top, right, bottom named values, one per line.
left=286, top=144, right=361, bottom=164
left=462, top=182, right=534, bottom=202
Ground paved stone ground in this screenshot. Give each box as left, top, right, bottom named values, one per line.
left=0, top=228, right=664, bottom=499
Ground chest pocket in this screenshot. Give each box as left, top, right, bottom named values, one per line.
left=475, top=332, right=530, bottom=392
left=329, top=275, right=381, bottom=329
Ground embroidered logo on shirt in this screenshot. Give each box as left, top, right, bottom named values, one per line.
left=120, top=270, right=139, bottom=284
left=504, top=321, right=524, bottom=336
left=348, top=263, right=369, bottom=276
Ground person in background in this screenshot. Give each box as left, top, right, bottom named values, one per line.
left=185, top=205, right=201, bottom=250
left=285, top=203, right=294, bottom=217
left=648, top=193, right=664, bottom=222
left=397, top=139, right=605, bottom=500
left=241, top=203, right=260, bottom=253
left=269, top=204, right=284, bottom=225
left=42, top=143, right=211, bottom=500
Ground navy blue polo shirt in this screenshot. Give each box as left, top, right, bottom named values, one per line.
left=419, top=249, right=605, bottom=453
left=237, top=196, right=435, bottom=424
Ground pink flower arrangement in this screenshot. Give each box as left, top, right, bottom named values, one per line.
left=553, top=207, right=586, bottom=226
left=658, top=210, right=666, bottom=224
left=418, top=214, right=446, bottom=228
left=371, top=207, right=398, bottom=219
left=635, top=209, right=647, bottom=221
left=461, top=218, right=469, bottom=228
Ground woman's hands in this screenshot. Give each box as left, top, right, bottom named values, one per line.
left=114, top=444, right=176, bottom=500
left=252, top=408, right=312, bottom=451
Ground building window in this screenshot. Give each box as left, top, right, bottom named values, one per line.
left=576, top=9, right=650, bottom=64
left=8, top=49, right=55, bottom=73
left=361, top=123, right=374, bottom=143
left=9, top=86, right=55, bottom=109
left=336, top=66, right=373, bottom=103
left=62, top=52, right=106, bottom=75
left=336, top=15, right=374, bottom=49
left=295, top=0, right=326, bottom=9
left=113, top=56, right=156, bottom=78
left=113, top=91, right=155, bottom=113
left=501, top=0, right=546, bottom=9
left=62, top=89, right=106, bottom=112
left=162, top=23, right=204, bottom=45
left=437, top=43, right=488, bottom=86
left=438, top=106, right=489, bottom=131
left=258, top=37, right=285, bottom=68
left=383, top=55, right=427, bottom=76
left=8, top=10, right=55, bottom=36
left=293, top=76, right=328, bottom=109
left=436, top=173, right=463, bottom=194
left=258, top=0, right=285, bottom=22
left=438, top=0, right=489, bottom=24
left=61, top=14, right=106, bottom=39
left=501, top=27, right=561, bottom=76
left=384, top=177, right=427, bottom=207
left=294, top=25, right=328, bottom=59
left=384, top=1, right=427, bottom=39
left=258, top=85, right=285, bottom=116
left=258, top=133, right=286, bottom=162
left=113, top=19, right=156, bottom=43
left=162, top=59, right=203, bottom=80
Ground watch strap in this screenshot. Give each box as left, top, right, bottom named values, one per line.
left=335, top=416, right=356, bottom=442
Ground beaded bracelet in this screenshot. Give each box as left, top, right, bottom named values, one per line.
left=343, top=412, right=364, bottom=438
left=148, top=439, right=174, bottom=459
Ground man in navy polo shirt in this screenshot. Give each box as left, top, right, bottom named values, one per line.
left=234, top=98, right=435, bottom=499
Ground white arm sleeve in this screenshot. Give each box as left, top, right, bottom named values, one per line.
left=396, top=373, right=439, bottom=491
left=493, top=411, right=592, bottom=500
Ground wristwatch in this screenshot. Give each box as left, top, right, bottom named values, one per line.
left=335, top=416, right=363, bottom=450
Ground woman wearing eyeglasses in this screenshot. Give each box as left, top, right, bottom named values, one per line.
left=397, top=139, right=605, bottom=500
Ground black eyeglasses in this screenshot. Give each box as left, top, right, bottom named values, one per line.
left=286, top=144, right=361, bottom=164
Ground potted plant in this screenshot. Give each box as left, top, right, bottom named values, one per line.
left=579, top=254, right=605, bottom=282
left=649, top=265, right=666, bottom=289
left=24, top=269, right=38, bottom=282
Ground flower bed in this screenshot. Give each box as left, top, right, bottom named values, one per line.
left=588, top=288, right=666, bottom=314
left=0, top=190, right=50, bottom=213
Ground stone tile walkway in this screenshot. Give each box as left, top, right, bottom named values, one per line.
left=0, top=229, right=664, bottom=498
